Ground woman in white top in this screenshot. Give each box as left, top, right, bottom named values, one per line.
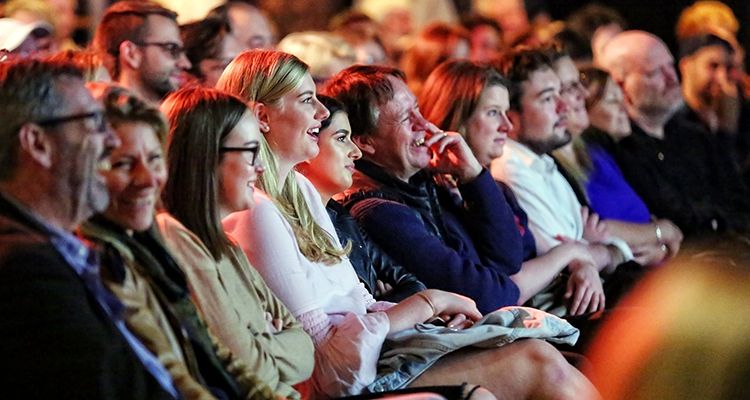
left=217, top=49, right=599, bottom=400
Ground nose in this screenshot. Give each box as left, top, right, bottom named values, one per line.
left=104, top=125, right=121, bottom=151
left=313, top=97, right=330, bottom=121
left=349, top=141, right=363, bottom=160
left=412, top=111, right=429, bottom=131
left=132, top=161, right=159, bottom=187
left=555, top=95, right=568, bottom=115
left=498, top=112, right=513, bottom=133
left=177, top=52, right=192, bottom=70
left=662, top=65, right=679, bottom=85
left=254, top=157, right=266, bottom=174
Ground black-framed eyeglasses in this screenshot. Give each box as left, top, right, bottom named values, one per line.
left=36, top=110, right=109, bottom=133
left=219, top=145, right=260, bottom=166
left=133, top=41, right=185, bottom=60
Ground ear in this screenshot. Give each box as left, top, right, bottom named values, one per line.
left=18, top=123, right=54, bottom=169
left=352, top=134, right=376, bottom=156
left=253, top=102, right=271, bottom=134
left=506, top=109, right=522, bottom=141
left=119, top=40, right=143, bottom=70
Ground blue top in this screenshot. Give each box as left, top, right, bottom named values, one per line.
left=585, top=144, right=651, bottom=223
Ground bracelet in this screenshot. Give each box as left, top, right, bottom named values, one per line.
left=416, top=292, right=437, bottom=318
left=654, top=223, right=663, bottom=244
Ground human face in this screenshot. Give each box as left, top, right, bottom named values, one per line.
left=136, top=14, right=191, bottom=101
left=199, top=34, right=243, bottom=88
left=364, top=76, right=430, bottom=182
left=218, top=111, right=265, bottom=216
left=469, top=25, right=501, bottom=63
left=554, top=56, right=590, bottom=136
left=298, top=112, right=362, bottom=202
left=621, top=41, right=682, bottom=118
left=681, top=45, right=733, bottom=107
left=102, top=121, right=166, bottom=232
left=512, top=67, right=570, bottom=155
left=588, top=78, right=631, bottom=140
left=46, top=78, right=120, bottom=227
left=263, top=73, right=329, bottom=169
left=465, top=85, right=512, bottom=167
left=228, top=5, right=274, bottom=50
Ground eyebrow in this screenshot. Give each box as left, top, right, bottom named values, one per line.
left=334, top=129, right=350, bottom=135
left=534, top=87, right=556, bottom=98
left=297, top=90, right=314, bottom=98
left=243, top=140, right=260, bottom=146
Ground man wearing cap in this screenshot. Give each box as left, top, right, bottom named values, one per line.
left=92, top=1, right=191, bottom=104
left=0, top=17, right=52, bottom=58
left=598, top=30, right=750, bottom=237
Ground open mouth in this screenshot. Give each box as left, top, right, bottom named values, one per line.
left=96, top=158, right=111, bottom=172
left=412, top=138, right=425, bottom=147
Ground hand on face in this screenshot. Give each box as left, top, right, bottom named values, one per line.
left=423, top=123, right=483, bottom=183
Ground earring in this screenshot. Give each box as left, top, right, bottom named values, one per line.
left=260, top=124, right=270, bottom=132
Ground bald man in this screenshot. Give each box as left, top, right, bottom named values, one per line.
left=596, top=30, right=750, bottom=237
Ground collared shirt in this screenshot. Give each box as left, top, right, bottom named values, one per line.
left=490, top=139, right=583, bottom=255
left=0, top=192, right=178, bottom=398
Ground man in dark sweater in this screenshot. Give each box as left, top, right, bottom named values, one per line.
left=0, top=58, right=176, bottom=399
left=323, top=65, right=523, bottom=314
left=598, top=30, right=750, bottom=236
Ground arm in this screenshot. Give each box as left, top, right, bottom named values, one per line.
left=222, top=197, right=391, bottom=398
left=513, top=241, right=593, bottom=304
left=349, top=197, right=520, bottom=314
left=606, top=219, right=683, bottom=265
left=157, top=214, right=314, bottom=392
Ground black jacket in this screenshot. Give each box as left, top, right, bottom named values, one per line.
left=326, top=200, right=425, bottom=303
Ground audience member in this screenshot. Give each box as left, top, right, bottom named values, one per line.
left=207, top=2, right=275, bottom=51
left=420, top=58, right=604, bottom=317
left=548, top=48, right=683, bottom=267
left=565, top=4, right=627, bottom=64
left=92, top=1, right=191, bottom=104
left=219, top=49, right=597, bottom=400
left=297, top=94, right=427, bottom=302
left=0, top=58, right=175, bottom=399
left=180, top=16, right=242, bottom=88
left=598, top=30, right=750, bottom=236
left=399, top=22, right=470, bottom=97
left=330, top=10, right=390, bottom=65
left=277, top=32, right=357, bottom=90
left=675, top=0, right=739, bottom=40
left=460, top=14, right=504, bottom=62
left=0, top=17, right=52, bottom=57
left=158, top=87, right=315, bottom=400
left=1, top=0, right=71, bottom=53
left=326, top=63, right=524, bottom=314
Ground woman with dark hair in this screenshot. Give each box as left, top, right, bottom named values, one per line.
left=180, top=17, right=243, bottom=87
left=297, top=95, right=426, bottom=302
left=157, top=87, right=315, bottom=400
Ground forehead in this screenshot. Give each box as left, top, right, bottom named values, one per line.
left=691, top=45, right=732, bottom=63
left=59, top=77, right=99, bottom=113
left=553, top=57, right=579, bottom=82
left=380, top=76, right=415, bottom=114
left=144, top=14, right=181, bottom=41
left=522, top=67, right=560, bottom=96
left=479, top=84, right=509, bottom=104
left=637, top=41, right=674, bottom=71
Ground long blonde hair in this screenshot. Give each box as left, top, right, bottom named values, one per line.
left=217, top=50, right=348, bottom=265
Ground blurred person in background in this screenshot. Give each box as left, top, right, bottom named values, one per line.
left=0, top=17, right=52, bottom=58
left=460, top=14, right=504, bottom=63
left=180, top=16, right=243, bottom=88
left=277, top=31, right=357, bottom=91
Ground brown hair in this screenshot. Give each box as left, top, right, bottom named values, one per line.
left=92, top=1, right=178, bottom=79
left=160, top=87, right=249, bottom=261
left=420, top=59, right=508, bottom=139
left=493, top=44, right=554, bottom=110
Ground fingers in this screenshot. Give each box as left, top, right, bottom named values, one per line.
left=273, top=318, right=283, bottom=332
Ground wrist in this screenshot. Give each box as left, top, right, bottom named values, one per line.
left=654, top=222, right=663, bottom=245
left=455, top=164, right=483, bottom=185
left=415, top=291, right=437, bottom=319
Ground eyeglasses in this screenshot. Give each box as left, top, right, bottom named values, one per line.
left=133, top=41, right=186, bottom=60
left=36, top=110, right=109, bottom=133
left=219, top=145, right=260, bottom=166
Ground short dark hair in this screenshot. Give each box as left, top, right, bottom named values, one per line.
left=0, top=58, right=83, bottom=180
left=321, top=64, right=406, bottom=138
left=180, top=17, right=232, bottom=81
left=92, top=1, right=178, bottom=79
left=552, top=29, right=592, bottom=62
left=493, top=45, right=554, bottom=110
left=160, top=87, right=249, bottom=261
left=566, top=3, right=628, bottom=42
left=678, top=33, right=734, bottom=60
left=94, top=84, right=169, bottom=147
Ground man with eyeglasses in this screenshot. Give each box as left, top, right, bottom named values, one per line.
left=0, top=58, right=178, bottom=399
left=93, top=1, right=191, bottom=105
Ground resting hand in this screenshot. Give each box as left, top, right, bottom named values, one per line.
left=264, top=312, right=283, bottom=334
left=423, top=289, right=483, bottom=323
left=375, top=279, right=394, bottom=298
left=581, top=206, right=609, bottom=243
left=565, top=263, right=605, bottom=316
left=424, top=123, right=483, bottom=183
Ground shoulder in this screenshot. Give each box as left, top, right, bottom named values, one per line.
left=156, top=212, right=213, bottom=260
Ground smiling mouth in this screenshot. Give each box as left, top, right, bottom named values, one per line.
left=307, top=127, right=320, bottom=136
left=96, top=158, right=111, bottom=172
left=412, top=138, right=425, bottom=147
